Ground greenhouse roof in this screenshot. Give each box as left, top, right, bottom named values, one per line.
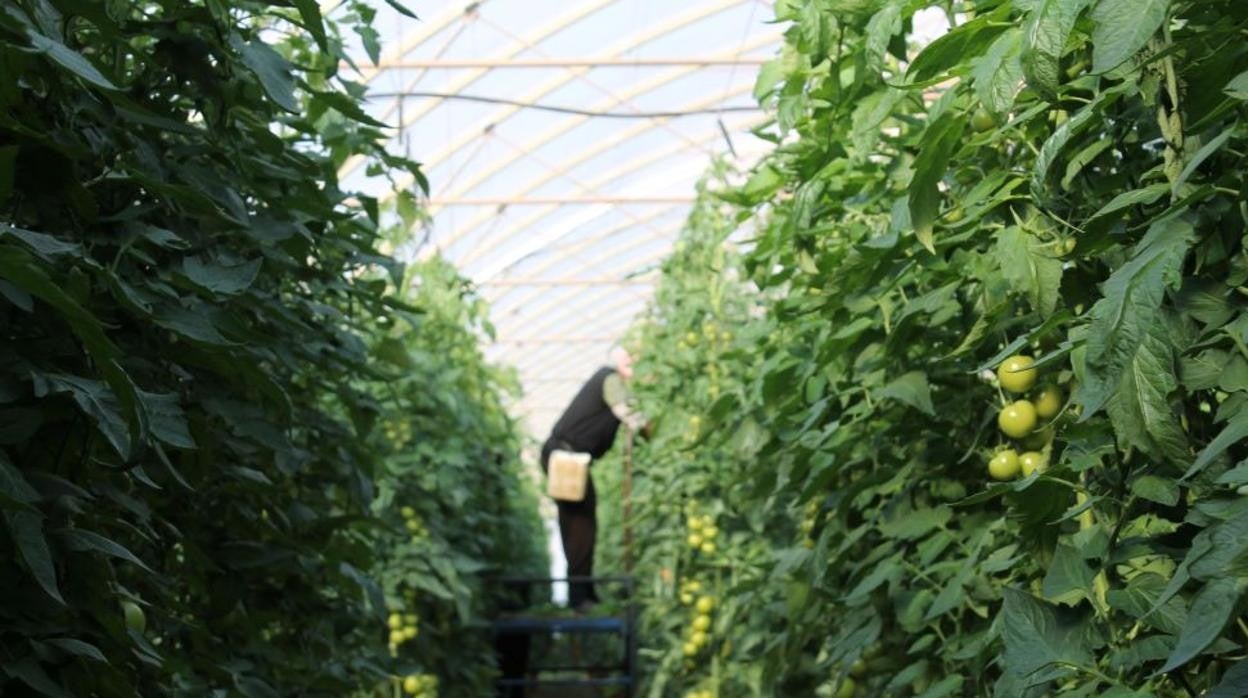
left=334, top=0, right=784, bottom=437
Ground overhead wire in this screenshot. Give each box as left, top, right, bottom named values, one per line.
left=366, top=92, right=763, bottom=119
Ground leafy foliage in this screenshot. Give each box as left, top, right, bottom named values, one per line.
left=0, top=1, right=542, bottom=695
left=605, top=1, right=1248, bottom=695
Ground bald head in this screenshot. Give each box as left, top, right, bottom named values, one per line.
left=609, top=346, right=634, bottom=380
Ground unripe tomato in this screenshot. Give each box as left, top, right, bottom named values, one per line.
left=700, top=541, right=716, bottom=555
left=403, top=676, right=420, bottom=694
left=850, top=658, right=866, bottom=676
left=1058, top=237, right=1077, bottom=257
left=683, top=641, right=698, bottom=657
left=687, top=534, right=703, bottom=548
left=690, top=630, right=709, bottom=647
left=833, top=677, right=856, bottom=698
left=998, top=400, right=1038, bottom=439
left=997, top=355, right=1037, bottom=393
left=1019, top=451, right=1045, bottom=477
left=693, top=614, right=711, bottom=631
left=971, top=108, right=995, bottom=132
left=122, top=600, right=146, bottom=634
left=1033, top=386, right=1063, bottom=419
left=696, top=596, right=715, bottom=614
left=988, top=450, right=1020, bottom=481
left=387, top=613, right=403, bottom=630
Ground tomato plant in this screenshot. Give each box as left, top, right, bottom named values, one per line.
left=601, top=1, right=1248, bottom=696
left=0, top=2, right=544, bottom=696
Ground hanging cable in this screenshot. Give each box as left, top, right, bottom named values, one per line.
left=366, top=92, right=763, bottom=119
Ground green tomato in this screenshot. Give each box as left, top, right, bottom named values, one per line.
left=988, top=450, right=1020, bottom=481
left=997, top=355, right=1037, bottom=393
left=998, top=400, right=1038, bottom=439
left=1019, top=451, right=1046, bottom=477
left=1033, top=386, right=1063, bottom=419
left=122, top=600, right=146, bottom=634
left=971, top=108, right=996, bottom=133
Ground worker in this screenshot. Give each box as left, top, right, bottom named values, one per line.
left=540, top=346, right=645, bottom=611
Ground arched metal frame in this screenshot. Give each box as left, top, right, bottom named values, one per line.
left=432, top=83, right=767, bottom=268
left=344, top=0, right=781, bottom=436
left=376, top=0, right=772, bottom=202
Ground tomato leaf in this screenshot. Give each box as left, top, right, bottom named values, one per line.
left=908, top=112, right=966, bottom=253
left=1075, top=218, right=1194, bottom=418
left=1090, top=0, right=1170, bottom=74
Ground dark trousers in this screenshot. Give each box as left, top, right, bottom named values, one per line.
left=542, top=439, right=598, bottom=607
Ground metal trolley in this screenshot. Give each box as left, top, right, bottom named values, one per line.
left=492, top=576, right=638, bottom=697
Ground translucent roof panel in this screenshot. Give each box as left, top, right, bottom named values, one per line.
left=334, top=0, right=784, bottom=438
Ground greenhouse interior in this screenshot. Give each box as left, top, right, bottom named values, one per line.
left=1, top=0, right=1247, bottom=696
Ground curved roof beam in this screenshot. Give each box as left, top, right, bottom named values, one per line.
left=492, top=219, right=747, bottom=348
left=503, top=289, right=653, bottom=368
left=483, top=212, right=680, bottom=307
left=456, top=158, right=714, bottom=283
left=338, top=0, right=620, bottom=180
left=481, top=141, right=770, bottom=313
left=436, top=107, right=765, bottom=266
left=486, top=222, right=678, bottom=316
left=379, top=0, right=771, bottom=201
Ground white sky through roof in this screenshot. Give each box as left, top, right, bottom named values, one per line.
left=337, top=1, right=951, bottom=441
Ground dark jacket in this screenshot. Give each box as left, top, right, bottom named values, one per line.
left=542, top=367, right=621, bottom=462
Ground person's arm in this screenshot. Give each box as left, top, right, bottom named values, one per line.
left=603, top=373, right=647, bottom=432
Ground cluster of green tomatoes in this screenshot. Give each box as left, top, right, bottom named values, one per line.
left=989, top=355, right=1064, bottom=481
left=384, top=418, right=413, bottom=447
left=401, top=505, right=428, bottom=543
left=677, top=583, right=716, bottom=659
left=386, top=607, right=420, bottom=652
left=685, top=511, right=718, bottom=556
left=398, top=673, right=437, bottom=697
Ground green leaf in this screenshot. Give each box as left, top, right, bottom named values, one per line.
left=1173, top=126, right=1233, bottom=194
left=1084, top=184, right=1170, bottom=228
left=907, top=8, right=1010, bottom=83
left=1210, top=659, right=1248, bottom=698
left=1032, top=105, right=1098, bottom=194
left=995, top=225, right=1063, bottom=315
left=32, top=373, right=131, bottom=458
left=44, top=638, right=108, bottom=663
left=1042, top=543, right=1095, bottom=605
left=1021, top=0, right=1091, bottom=97
left=1131, top=475, right=1179, bottom=506
left=292, top=0, right=327, bottom=51
left=0, top=224, right=82, bottom=260
left=879, top=506, right=950, bottom=540
left=1155, top=577, right=1243, bottom=675
left=26, top=30, right=118, bottom=90
left=876, top=371, right=935, bottom=415
left=1105, top=321, right=1188, bottom=465
left=231, top=34, right=299, bottom=113
left=1226, top=70, right=1248, bottom=100
left=58, top=528, right=154, bottom=573
left=1074, top=218, right=1194, bottom=417
left=140, top=391, right=196, bottom=449
left=2, top=657, right=71, bottom=697
left=181, top=256, right=262, bottom=296
left=1000, top=587, right=1095, bottom=684
left=1090, top=0, right=1169, bottom=73
left=909, top=113, right=966, bottom=253
left=1107, top=572, right=1186, bottom=635
left=971, top=29, right=1024, bottom=115
left=381, top=0, right=419, bottom=19
left=3, top=510, right=63, bottom=604
left=1183, top=407, right=1248, bottom=480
